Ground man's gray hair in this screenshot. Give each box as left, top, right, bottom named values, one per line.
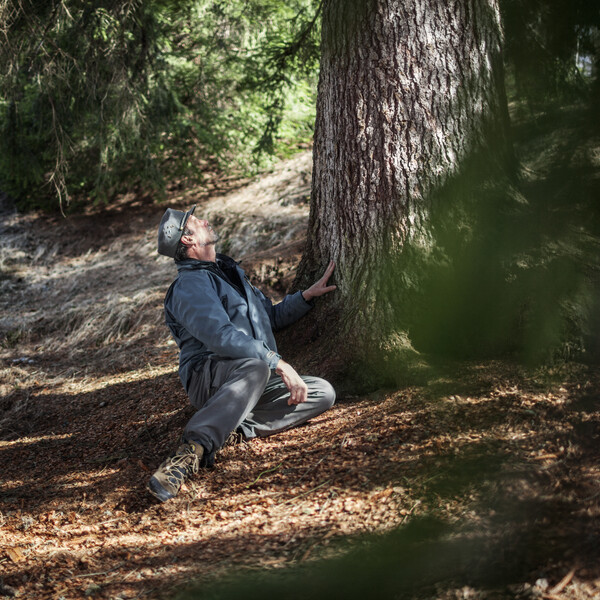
left=174, top=226, right=193, bottom=262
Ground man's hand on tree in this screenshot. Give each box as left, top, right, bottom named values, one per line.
left=302, top=261, right=337, bottom=302
left=276, top=262, right=335, bottom=404
left=275, top=359, right=308, bottom=405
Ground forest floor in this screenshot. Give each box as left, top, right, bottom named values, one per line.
left=1, top=108, right=600, bottom=600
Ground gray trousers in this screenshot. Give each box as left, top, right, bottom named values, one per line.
left=183, top=357, right=335, bottom=455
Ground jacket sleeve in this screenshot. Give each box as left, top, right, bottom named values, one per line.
left=171, top=273, right=281, bottom=369
left=254, top=287, right=313, bottom=332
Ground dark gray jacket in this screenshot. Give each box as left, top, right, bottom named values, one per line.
left=164, top=254, right=312, bottom=392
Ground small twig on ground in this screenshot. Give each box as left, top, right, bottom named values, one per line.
left=94, top=517, right=124, bottom=527
left=279, top=479, right=331, bottom=505
left=546, top=567, right=577, bottom=596
left=246, top=462, right=283, bottom=488
left=295, top=455, right=328, bottom=485
left=85, top=453, right=128, bottom=464
left=582, top=489, right=600, bottom=501
left=300, top=543, right=316, bottom=561
left=400, top=499, right=422, bottom=524
left=63, top=561, right=126, bottom=580
left=119, top=569, right=140, bottom=582
left=297, top=527, right=336, bottom=561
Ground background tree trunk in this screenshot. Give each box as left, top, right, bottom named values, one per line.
left=291, top=0, right=513, bottom=387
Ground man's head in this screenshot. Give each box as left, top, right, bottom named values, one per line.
left=157, top=205, right=196, bottom=258
left=157, top=205, right=219, bottom=262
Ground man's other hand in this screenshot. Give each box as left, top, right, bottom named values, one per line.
left=275, top=360, right=308, bottom=405
left=302, top=261, right=337, bottom=302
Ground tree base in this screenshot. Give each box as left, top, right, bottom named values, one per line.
left=277, top=314, right=434, bottom=395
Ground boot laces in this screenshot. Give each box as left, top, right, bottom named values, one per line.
left=164, top=445, right=200, bottom=486
left=224, top=431, right=245, bottom=447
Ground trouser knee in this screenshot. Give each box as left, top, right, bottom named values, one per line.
left=309, top=378, right=336, bottom=411
left=236, top=358, right=271, bottom=392
left=322, top=380, right=336, bottom=409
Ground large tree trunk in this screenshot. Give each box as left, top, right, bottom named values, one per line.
left=291, top=0, right=513, bottom=387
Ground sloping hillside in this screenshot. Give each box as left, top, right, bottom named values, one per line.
left=0, top=151, right=313, bottom=378
left=1, top=151, right=599, bottom=600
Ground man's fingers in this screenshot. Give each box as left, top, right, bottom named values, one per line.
left=278, top=361, right=307, bottom=404
left=316, top=261, right=335, bottom=285
left=322, top=261, right=335, bottom=283
left=312, top=283, right=336, bottom=297
left=288, top=383, right=307, bottom=404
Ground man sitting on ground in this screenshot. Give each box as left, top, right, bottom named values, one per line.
left=149, top=204, right=337, bottom=502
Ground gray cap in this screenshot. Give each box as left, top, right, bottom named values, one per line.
left=157, top=205, right=196, bottom=257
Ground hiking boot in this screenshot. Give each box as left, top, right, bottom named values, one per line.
left=223, top=428, right=247, bottom=448
left=147, top=440, right=204, bottom=502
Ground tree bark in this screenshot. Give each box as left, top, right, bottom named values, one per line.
left=291, top=0, right=513, bottom=387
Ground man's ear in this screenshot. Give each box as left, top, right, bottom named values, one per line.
left=180, top=234, right=194, bottom=247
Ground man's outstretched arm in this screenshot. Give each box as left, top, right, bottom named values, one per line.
left=278, top=261, right=337, bottom=405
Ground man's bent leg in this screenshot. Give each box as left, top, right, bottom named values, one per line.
left=183, top=357, right=271, bottom=453
left=238, top=374, right=335, bottom=439
left=148, top=357, right=269, bottom=502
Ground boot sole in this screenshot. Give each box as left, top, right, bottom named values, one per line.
left=147, top=476, right=176, bottom=502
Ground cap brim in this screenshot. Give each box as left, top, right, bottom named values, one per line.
left=181, top=204, right=196, bottom=230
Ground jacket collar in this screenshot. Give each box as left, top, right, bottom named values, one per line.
left=175, top=253, right=238, bottom=273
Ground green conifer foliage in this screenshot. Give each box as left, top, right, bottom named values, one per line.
left=0, top=0, right=321, bottom=209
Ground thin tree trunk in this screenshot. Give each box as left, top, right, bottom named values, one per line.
left=291, top=0, right=512, bottom=386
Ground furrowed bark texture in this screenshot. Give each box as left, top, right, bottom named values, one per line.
left=293, top=0, right=511, bottom=381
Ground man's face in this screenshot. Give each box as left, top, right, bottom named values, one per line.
left=186, top=215, right=219, bottom=247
